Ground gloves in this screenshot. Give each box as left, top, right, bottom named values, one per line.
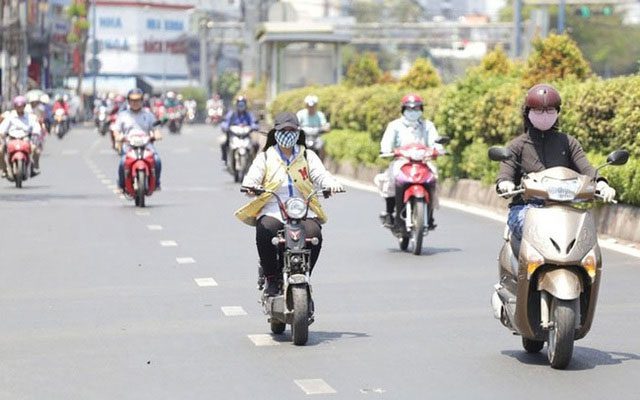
left=328, top=182, right=344, bottom=194
left=497, top=180, right=515, bottom=194
left=596, top=180, right=616, bottom=203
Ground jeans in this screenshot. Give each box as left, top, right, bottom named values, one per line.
left=118, top=144, right=162, bottom=189
left=507, top=203, right=543, bottom=241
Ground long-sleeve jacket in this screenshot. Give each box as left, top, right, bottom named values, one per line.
left=497, top=128, right=601, bottom=205
left=380, top=116, right=442, bottom=154
left=221, top=110, right=258, bottom=132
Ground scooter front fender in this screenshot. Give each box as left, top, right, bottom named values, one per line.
left=403, top=184, right=429, bottom=204
left=537, top=268, right=583, bottom=300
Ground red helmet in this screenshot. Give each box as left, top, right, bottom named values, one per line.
left=525, top=84, right=561, bottom=110
left=401, top=94, right=423, bottom=112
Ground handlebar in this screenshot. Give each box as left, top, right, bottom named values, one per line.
left=241, top=186, right=345, bottom=199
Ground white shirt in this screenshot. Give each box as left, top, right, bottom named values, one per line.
left=242, top=145, right=338, bottom=223
left=0, top=111, right=42, bottom=137
left=380, top=116, right=442, bottom=154
left=114, top=108, right=156, bottom=135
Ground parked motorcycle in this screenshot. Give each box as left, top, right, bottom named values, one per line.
left=302, top=126, right=326, bottom=161
left=5, top=128, right=33, bottom=188
left=166, top=107, right=182, bottom=134
left=52, top=108, right=68, bottom=139
left=240, top=186, right=344, bottom=345
left=227, top=125, right=255, bottom=183
left=488, top=146, right=629, bottom=369
left=122, top=129, right=159, bottom=207
left=379, top=138, right=449, bottom=255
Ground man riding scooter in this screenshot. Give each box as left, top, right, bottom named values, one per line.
left=113, top=88, right=162, bottom=192
left=0, top=95, right=43, bottom=178
left=220, top=96, right=259, bottom=163
left=376, top=94, right=443, bottom=231
left=296, top=95, right=330, bottom=160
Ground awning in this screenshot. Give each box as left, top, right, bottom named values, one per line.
left=64, top=76, right=137, bottom=96
left=140, top=76, right=201, bottom=94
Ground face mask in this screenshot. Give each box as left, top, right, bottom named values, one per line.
left=403, top=109, right=422, bottom=122
left=528, top=109, right=558, bottom=131
left=275, top=130, right=299, bottom=148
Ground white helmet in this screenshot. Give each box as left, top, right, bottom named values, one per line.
left=304, top=95, right=318, bottom=106
left=40, top=94, right=50, bottom=104
left=27, top=92, right=41, bottom=103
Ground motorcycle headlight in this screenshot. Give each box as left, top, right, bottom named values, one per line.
left=285, top=198, right=307, bottom=219
left=542, top=177, right=580, bottom=201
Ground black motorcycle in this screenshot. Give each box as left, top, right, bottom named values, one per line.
left=240, top=186, right=344, bottom=345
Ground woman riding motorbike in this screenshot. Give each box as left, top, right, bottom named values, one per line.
left=235, top=112, right=343, bottom=296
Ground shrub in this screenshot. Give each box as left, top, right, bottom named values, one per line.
left=523, top=34, right=592, bottom=88
left=345, top=52, right=382, bottom=87
left=399, top=58, right=441, bottom=90
left=179, top=87, right=207, bottom=112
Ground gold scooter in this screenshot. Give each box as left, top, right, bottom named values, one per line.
left=489, top=147, right=629, bottom=369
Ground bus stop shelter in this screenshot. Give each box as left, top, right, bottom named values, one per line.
left=256, top=23, right=351, bottom=103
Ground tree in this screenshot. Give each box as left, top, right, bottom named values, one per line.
left=523, top=33, right=592, bottom=87
left=67, top=0, right=90, bottom=115
left=399, top=57, right=441, bottom=89
left=214, top=71, right=241, bottom=104
left=345, top=52, right=382, bottom=87
left=476, top=45, right=515, bottom=77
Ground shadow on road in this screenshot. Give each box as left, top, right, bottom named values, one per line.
left=501, top=347, right=640, bottom=370
left=386, top=247, right=462, bottom=256
left=0, top=192, right=90, bottom=203
left=271, top=330, right=370, bottom=346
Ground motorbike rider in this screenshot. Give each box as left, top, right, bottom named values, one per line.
left=495, top=83, right=616, bottom=242
left=378, top=94, right=443, bottom=230
left=220, top=96, right=259, bottom=163
left=113, top=88, right=163, bottom=191
left=296, top=95, right=330, bottom=133
left=235, top=112, right=344, bottom=296
left=0, top=95, right=43, bottom=177
left=40, top=94, right=52, bottom=132
left=52, top=94, right=70, bottom=131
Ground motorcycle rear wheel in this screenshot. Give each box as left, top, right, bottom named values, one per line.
left=291, top=286, right=310, bottom=345
left=135, top=170, right=146, bottom=208
left=270, top=320, right=286, bottom=334
left=547, top=298, right=577, bottom=369
left=399, top=236, right=409, bottom=251
left=522, top=337, right=544, bottom=353
left=412, top=199, right=426, bottom=255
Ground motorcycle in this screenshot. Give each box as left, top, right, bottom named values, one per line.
left=488, top=146, right=629, bottom=369
left=185, top=104, right=196, bottom=124
left=240, top=186, right=344, bottom=345
left=378, top=138, right=449, bottom=255
left=5, top=128, right=33, bottom=188
left=166, top=107, right=182, bottom=134
left=96, top=106, right=109, bottom=136
left=207, top=106, right=224, bottom=125
left=226, top=125, right=255, bottom=183
left=122, top=129, right=159, bottom=207
left=302, top=126, right=326, bottom=161
left=52, top=109, right=68, bottom=139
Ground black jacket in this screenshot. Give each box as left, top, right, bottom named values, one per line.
left=496, top=128, right=601, bottom=206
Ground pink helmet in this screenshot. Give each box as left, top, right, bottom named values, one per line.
left=13, top=95, right=27, bottom=107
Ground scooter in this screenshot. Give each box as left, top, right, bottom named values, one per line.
left=207, top=106, right=223, bottom=125
left=378, top=138, right=449, bottom=255
left=240, top=186, right=344, bottom=345
left=122, top=128, right=159, bottom=207
left=166, top=107, right=182, bottom=134
left=488, top=146, right=629, bottom=369
left=96, top=106, right=109, bottom=136
left=52, top=109, right=68, bottom=139
left=227, top=125, right=255, bottom=183
left=302, top=126, right=326, bottom=161
left=5, top=128, right=33, bottom=188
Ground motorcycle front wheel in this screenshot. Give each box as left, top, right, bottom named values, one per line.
left=522, top=337, right=544, bottom=353
left=547, top=298, right=577, bottom=369
left=270, top=320, right=286, bottom=334
left=14, top=159, right=23, bottom=188
left=411, top=199, right=426, bottom=255
left=135, top=170, right=147, bottom=208
left=291, top=286, right=309, bottom=345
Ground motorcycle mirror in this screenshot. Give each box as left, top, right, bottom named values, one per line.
left=606, top=149, right=629, bottom=166
left=488, top=146, right=512, bottom=162
left=435, top=136, right=451, bottom=145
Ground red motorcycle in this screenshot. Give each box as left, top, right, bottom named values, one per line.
left=379, top=139, right=449, bottom=255
left=166, top=107, right=182, bottom=134
left=5, top=128, right=33, bottom=188
left=122, top=129, right=158, bottom=207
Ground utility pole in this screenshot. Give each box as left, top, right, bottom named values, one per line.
left=91, top=0, right=97, bottom=100
left=513, top=0, right=522, bottom=57
left=557, top=0, right=566, bottom=32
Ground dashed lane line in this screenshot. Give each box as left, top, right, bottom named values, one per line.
left=247, top=334, right=280, bottom=346
left=194, top=278, right=218, bottom=287
left=101, top=179, right=111, bottom=184
left=221, top=306, right=247, bottom=316
left=160, top=240, right=178, bottom=247
left=135, top=210, right=150, bottom=216
left=147, top=225, right=163, bottom=231
left=294, top=379, right=337, bottom=395
left=176, top=257, right=196, bottom=264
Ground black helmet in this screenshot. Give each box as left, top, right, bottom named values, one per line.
left=127, top=88, right=144, bottom=101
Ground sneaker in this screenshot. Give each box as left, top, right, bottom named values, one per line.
left=264, top=278, right=281, bottom=297
left=427, top=219, right=437, bottom=231
left=382, top=213, right=394, bottom=228
left=1, top=170, right=6, bottom=178
left=31, top=167, right=40, bottom=177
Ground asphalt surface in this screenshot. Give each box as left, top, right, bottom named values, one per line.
left=1, top=124, right=639, bottom=399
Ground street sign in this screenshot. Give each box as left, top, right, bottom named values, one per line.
left=87, top=58, right=102, bottom=74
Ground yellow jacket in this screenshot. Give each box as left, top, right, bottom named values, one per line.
left=235, top=146, right=334, bottom=226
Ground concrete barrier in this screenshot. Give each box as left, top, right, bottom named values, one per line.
left=325, top=158, right=640, bottom=244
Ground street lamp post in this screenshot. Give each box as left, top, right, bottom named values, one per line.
left=199, top=19, right=213, bottom=97
left=91, top=0, right=97, bottom=100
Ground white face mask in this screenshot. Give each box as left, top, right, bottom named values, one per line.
left=403, top=109, right=422, bottom=122
left=528, top=109, right=558, bottom=131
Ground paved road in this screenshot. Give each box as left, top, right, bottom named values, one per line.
left=1, top=124, right=639, bottom=399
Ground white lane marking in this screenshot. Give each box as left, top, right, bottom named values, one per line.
left=294, top=379, right=337, bottom=395
left=338, top=174, right=640, bottom=259
left=194, top=278, right=218, bottom=287
left=160, top=240, right=178, bottom=247
left=176, top=257, right=196, bottom=264
left=119, top=195, right=126, bottom=200
left=147, top=224, right=163, bottom=231
left=360, top=388, right=386, bottom=394
left=135, top=210, right=150, bottom=216
left=96, top=173, right=106, bottom=179
left=112, top=189, right=121, bottom=194
left=108, top=184, right=118, bottom=190
left=221, top=306, right=247, bottom=316
left=62, top=149, right=79, bottom=155
left=101, top=179, right=111, bottom=184
left=247, top=334, right=280, bottom=346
